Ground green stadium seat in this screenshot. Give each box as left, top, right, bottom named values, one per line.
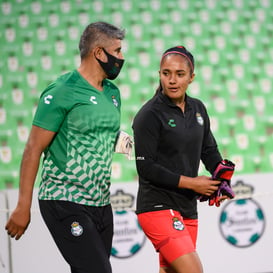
left=0, top=0, right=272, bottom=187
left=259, top=78, right=272, bottom=96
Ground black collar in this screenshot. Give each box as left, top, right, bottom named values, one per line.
left=158, top=91, right=190, bottom=110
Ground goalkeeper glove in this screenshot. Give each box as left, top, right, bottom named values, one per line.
left=199, top=159, right=235, bottom=206
left=114, top=131, right=134, bottom=159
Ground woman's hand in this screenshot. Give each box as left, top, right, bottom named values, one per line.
left=178, top=175, right=220, bottom=196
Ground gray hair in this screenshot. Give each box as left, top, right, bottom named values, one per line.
left=79, top=21, right=125, bottom=59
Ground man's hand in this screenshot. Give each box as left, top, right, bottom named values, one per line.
left=5, top=207, right=31, bottom=240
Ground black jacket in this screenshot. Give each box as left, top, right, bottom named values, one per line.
left=132, top=92, right=222, bottom=218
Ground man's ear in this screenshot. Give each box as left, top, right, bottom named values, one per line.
left=94, top=47, right=104, bottom=61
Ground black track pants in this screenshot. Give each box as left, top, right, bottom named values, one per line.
left=39, top=200, right=113, bottom=273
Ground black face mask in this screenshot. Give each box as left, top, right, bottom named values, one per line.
left=96, top=48, right=124, bottom=80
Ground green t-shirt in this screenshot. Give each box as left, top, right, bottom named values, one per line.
left=33, top=70, right=121, bottom=206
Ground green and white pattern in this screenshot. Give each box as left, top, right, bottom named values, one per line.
left=36, top=70, right=121, bottom=206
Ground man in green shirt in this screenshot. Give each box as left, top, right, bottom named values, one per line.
left=6, top=21, right=125, bottom=273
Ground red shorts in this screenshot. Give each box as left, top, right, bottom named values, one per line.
left=137, top=209, right=198, bottom=268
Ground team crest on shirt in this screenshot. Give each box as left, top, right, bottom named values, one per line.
left=172, top=217, right=184, bottom=231
left=112, top=95, right=118, bottom=107
left=196, top=112, right=204, bottom=126
left=71, top=222, right=83, bottom=236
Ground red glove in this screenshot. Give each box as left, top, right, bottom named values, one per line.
left=199, top=159, right=235, bottom=206
left=212, top=159, right=235, bottom=181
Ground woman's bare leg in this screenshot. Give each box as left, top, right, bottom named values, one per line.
left=159, top=252, right=203, bottom=273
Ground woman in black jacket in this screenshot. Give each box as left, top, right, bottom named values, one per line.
left=133, top=46, right=229, bottom=273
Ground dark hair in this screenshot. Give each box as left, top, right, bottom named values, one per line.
left=154, top=45, right=194, bottom=96
left=79, top=21, right=125, bottom=59
left=154, top=82, right=163, bottom=96
left=161, top=46, right=194, bottom=74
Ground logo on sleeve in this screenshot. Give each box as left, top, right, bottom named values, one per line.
left=44, top=94, right=53, bottom=104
